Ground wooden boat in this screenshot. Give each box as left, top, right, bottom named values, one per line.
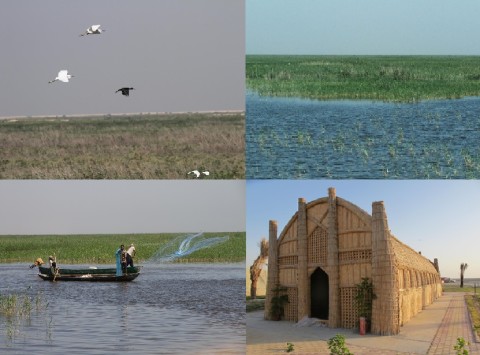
left=38, top=272, right=140, bottom=282
left=38, top=265, right=141, bottom=276
left=37, top=265, right=142, bottom=282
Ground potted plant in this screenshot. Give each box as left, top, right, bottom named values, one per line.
left=354, top=277, right=376, bottom=334
left=270, top=286, right=289, bottom=321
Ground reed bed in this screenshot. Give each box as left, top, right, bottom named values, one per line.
left=0, top=113, right=245, bottom=179
left=0, top=292, right=48, bottom=343
left=0, top=232, right=246, bottom=264
left=247, top=55, right=480, bottom=102
left=247, top=99, right=480, bottom=179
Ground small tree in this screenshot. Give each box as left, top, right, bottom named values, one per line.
left=270, top=286, right=289, bottom=321
left=354, top=277, right=376, bottom=331
left=249, top=238, right=268, bottom=299
left=460, top=263, right=469, bottom=288
left=327, top=334, right=352, bottom=355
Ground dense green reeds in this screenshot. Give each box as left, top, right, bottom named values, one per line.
left=247, top=55, right=480, bottom=102
left=0, top=112, right=245, bottom=179
left=0, top=232, right=246, bottom=264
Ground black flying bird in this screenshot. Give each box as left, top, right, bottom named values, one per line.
left=115, top=87, right=135, bottom=96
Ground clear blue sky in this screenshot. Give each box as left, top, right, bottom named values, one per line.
left=247, top=0, right=480, bottom=55
left=247, top=180, right=480, bottom=278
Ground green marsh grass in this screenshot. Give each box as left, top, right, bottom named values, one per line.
left=0, top=113, right=245, bottom=179
left=443, top=284, right=477, bottom=293
left=466, top=295, right=480, bottom=337
left=0, top=232, right=246, bottom=264
left=247, top=55, right=480, bottom=102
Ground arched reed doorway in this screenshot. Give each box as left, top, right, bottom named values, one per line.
left=311, top=267, right=329, bottom=319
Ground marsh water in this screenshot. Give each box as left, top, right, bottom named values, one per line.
left=0, top=263, right=245, bottom=354
left=246, top=92, right=480, bottom=179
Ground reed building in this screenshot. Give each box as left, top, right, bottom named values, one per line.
left=265, top=187, right=442, bottom=335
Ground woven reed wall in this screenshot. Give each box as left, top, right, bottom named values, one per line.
left=305, top=198, right=329, bottom=236
left=278, top=221, right=298, bottom=258
left=284, top=287, right=298, bottom=321
left=340, top=287, right=359, bottom=328
left=391, top=235, right=442, bottom=327
left=308, top=226, right=327, bottom=266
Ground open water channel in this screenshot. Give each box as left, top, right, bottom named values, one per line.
left=0, top=263, right=245, bottom=354
left=246, top=92, right=480, bottom=179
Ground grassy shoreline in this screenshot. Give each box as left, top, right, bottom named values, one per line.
left=246, top=55, right=480, bottom=102
left=0, top=112, right=245, bottom=179
left=0, top=233, right=246, bottom=264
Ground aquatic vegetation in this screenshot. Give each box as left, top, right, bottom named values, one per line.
left=247, top=55, right=480, bottom=102
left=246, top=94, right=480, bottom=179
left=0, top=292, right=48, bottom=345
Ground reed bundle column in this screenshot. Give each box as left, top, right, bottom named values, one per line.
left=327, top=187, right=340, bottom=327
left=297, top=198, right=309, bottom=320
left=265, top=220, right=278, bottom=320
left=371, top=201, right=399, bottom=335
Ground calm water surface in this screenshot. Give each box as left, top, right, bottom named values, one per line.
left=0, top=263, right=245, bottom=354
left=247, top=93, right=480, bottom=179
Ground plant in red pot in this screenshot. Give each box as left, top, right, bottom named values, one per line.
left=354, top=277, right=376, bottom=335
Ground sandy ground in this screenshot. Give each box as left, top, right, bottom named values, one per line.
left=247, top=292, right=479, bottom=354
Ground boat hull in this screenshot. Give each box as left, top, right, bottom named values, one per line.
left=38, top=265, right=141, bottom=276
left=38, top=272, right=140, bottom=282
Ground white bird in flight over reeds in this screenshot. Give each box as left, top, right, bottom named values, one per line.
left=80, top=25, right=105, bottom=37
left=188, top=170, right=210, bottom=178
left=49, top=70, right=74, bottom=84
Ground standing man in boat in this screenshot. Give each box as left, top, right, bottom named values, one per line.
left=49, top=255, right=57, bottom=272
left=116, top=244, right=127, bottom=276
left=126, top=243, right=136, bottom=267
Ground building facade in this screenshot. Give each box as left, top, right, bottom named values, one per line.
left=265, top=187, right=442, bottom=335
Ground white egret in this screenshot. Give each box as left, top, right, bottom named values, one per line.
left=188, top=170, right=201, bottom=178
left=188, top=170, right=210, bottom=178
left=80, top=25, right=105, bottom=36
left=115, top=87, right=135, bottom=96
left=49, top=70, right=74, bottom=84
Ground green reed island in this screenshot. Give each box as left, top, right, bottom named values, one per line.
left=246, top=56, right=480, bottom=102
left=0, top=233, right=245, bottom=264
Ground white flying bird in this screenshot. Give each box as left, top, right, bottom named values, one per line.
left=80, top=25, right=105, bottom=37
left=188, top=170, right=210, bottom=178
left=49, top=70, right=74, bottom=84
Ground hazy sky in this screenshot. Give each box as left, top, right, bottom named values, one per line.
left=0, top=0, right=244, bottom=117
left=0, top=181, right=245, bottom=234
left=247, top=180, right=480, bottom=278
left=247, top=0, right=480, bottom=55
